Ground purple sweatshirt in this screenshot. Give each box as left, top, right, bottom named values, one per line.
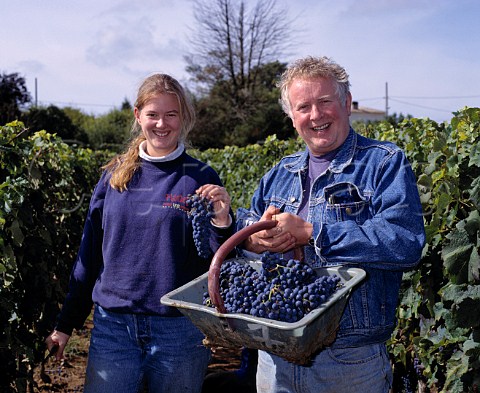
left=56, top=151, right=233, bottom=335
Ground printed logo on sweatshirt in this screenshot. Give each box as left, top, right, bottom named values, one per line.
left=163, top=193, right=189, bottom=212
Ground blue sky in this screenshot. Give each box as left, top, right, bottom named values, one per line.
left=1, top=0, right=479, bottom=123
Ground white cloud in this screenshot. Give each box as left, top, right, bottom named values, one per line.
left=1, top=0, right=478, bottom=121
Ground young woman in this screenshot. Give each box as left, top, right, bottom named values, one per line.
left=46, top=73, right=233, bottom=393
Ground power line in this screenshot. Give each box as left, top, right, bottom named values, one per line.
left=390, top=94, right=480, bottom=100
left=388, top=98, right=455, bottom=113
left=356, top=94, right=480, bottom=103
left=357, top=85, right=478, bottom=115
left=38, top=100, right=116, bottom=108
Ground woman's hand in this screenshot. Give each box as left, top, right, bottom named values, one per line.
left=196, top=184, right=232, bottom=227
left=45, top=330, right=71, bottom=361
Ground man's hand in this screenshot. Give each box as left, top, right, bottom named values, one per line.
left=273, top=211, right=313, bottom=248
left=244, top=205, right=297, bottom=253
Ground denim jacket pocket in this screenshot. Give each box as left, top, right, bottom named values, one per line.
left=323, top=182, right=371, bottom=224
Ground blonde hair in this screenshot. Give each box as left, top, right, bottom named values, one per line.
left=103, top=74, right=196, bottom=191
left=278, top=56, right=351, bottom=117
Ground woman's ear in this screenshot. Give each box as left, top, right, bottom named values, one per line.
left=134, top=107, right=141, bottom=124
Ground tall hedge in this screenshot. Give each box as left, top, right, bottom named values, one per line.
left=1, top=108, right=479, bottom=392
left=0, top=122, right=112, bottom=391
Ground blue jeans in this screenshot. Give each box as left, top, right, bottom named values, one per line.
left=84, top=305, right=211, bottom=393
left=256, top=343, right=393, bottom=393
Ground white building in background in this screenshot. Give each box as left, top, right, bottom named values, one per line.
left=350, top=101, right=386, bottom=122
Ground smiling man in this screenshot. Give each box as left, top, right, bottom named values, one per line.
left=236, top=56, right=426, bottom=393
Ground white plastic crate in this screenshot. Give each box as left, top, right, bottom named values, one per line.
left=161, top=258, right=365, bottom=364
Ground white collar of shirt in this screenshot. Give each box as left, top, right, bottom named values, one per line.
left=139, top=141, right=185, bottom=162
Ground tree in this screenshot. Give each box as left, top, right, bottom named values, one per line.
left=185, top=0, right=297, bottom=148
left=21, top=105, right=89, bottom=144
left=0, top=72, right=31, bottom=125
left=120, top=98, right=132, bottom=111
left=385, top=112, right=413, bottom=126
left=189, top=61, right=295, bottom=149
left=83, top=108, right=133, bottom=151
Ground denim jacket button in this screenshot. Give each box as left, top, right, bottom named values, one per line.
left=346, top=207, right=353, bottom=215
left=290, top=197, right=296, bottom=202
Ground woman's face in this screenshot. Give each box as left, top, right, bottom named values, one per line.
left=134, top=93, right=182, bottom=157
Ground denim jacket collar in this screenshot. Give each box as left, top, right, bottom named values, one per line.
left=283, top=128, right=356, bottom=174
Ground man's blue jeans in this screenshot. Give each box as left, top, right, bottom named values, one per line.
left=256, top=343, right=393, bottom=393
left=84, top=305, right=210, bottom=393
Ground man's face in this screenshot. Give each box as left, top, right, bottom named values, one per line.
left=289, top=77, right=352, bottom=156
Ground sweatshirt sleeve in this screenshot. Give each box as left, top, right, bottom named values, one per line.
left=206, top=169, right=235, bottom=255
left=55, top=174, right=107, bottom=335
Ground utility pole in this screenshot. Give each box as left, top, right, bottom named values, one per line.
left=35, top=77, right=38, bottom=107
left=385, top=82, right=389, bottom=118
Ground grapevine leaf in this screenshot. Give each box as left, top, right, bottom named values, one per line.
left=444, top=350, right=470, bottom=393
left=442, top=211, right=480, bottom=284
left=441, top=284, right=480, bottom=328
left=390, top=343, right=407, bottom=366
left=469, top=247, right=480, bottom=283
left=454, top=296, right=480, bottom=329
left=8, top=219, right=24, bottom=246
left=441, top=283, right=480, bottom=302
left=469, top=141, right=480, bottom=167
left=463, top=338, right=480, bottom=357
left=470, top=176, right=480, bottom=209
left=433, top=302, right=448, bottom=321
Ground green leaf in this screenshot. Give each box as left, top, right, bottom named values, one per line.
left=469, top=140, right=480, bottom=167
left=441, top=284, right=480, bottom=328
left=444, top=350, right=470, bottom=392
left=470, top=177, right=480, bottom=209
left=8, top=219, right=24, bottom=246
left=463, top=338, right=480, bottom=357
left=442, top=233, right=472, bottom=284
left=442, top=211, right=480, bottom=284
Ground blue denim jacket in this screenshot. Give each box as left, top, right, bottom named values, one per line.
left=237, top=128, right=426, bottom=347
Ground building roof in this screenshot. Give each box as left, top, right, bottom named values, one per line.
left=351, top=101, right=385, bottom=115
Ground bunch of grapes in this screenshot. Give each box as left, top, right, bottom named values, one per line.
left=401, top=375, right=413, bottom=393
left=413, top=356, right=425, bottom=378
left=186, top=193, right=214, bottom=259
left=203, top=252, right=342, bottom=323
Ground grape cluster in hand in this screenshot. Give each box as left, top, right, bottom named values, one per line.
left=186, top=193, right=214, bottom=259
left=203, top=252, right=342, bottom=323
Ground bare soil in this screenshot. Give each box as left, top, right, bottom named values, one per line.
left=33, top=317, right=251, bottom=392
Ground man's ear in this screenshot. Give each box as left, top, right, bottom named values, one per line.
left=345, top=92, right=353, bottom=115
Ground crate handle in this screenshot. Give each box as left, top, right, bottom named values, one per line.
left=208, top=220, right=277, bottom=314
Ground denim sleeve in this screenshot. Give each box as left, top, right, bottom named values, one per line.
left=318, top=151, right=426, bottom=270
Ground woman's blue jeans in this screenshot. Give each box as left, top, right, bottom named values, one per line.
left=83, top=305, right=211, bottom=393
left=256, top=343, right=393, bottom=393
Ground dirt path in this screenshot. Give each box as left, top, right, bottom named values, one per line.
left=33, top=318, right=249, bottom=392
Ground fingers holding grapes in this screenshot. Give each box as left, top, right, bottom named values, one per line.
left=196, top=184, right=231, bottom=227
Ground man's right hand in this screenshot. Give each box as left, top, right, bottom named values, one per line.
left=244, top=205, right=297, bottom=253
